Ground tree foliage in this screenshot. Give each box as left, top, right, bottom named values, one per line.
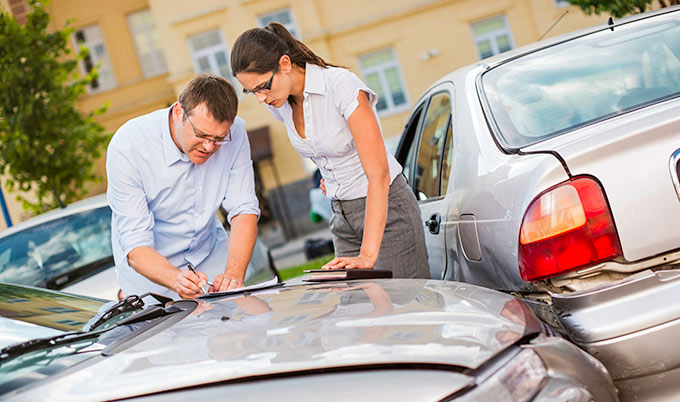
left=0, top=0, right=109, bottom=214
left=567, top=0, right=679, bottom=18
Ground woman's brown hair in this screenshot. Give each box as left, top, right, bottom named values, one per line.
left=231, top=22, right=340, bottom=76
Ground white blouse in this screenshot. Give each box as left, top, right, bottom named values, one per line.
left=267, top=63, right=402, bottom=201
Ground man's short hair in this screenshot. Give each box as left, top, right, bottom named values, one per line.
left=178, top=74, right=238, bottom=123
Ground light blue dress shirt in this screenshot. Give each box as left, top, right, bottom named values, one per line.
left=106, top=105, right=260, bottom=297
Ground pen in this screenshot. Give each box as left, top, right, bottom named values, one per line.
left=187, top=264, right=210, bottom=294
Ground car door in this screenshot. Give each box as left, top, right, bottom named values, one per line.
left=396, top=83, right=454, bottom=279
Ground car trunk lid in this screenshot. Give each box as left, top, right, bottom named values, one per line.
left=522, top=99, right=680, bottom=264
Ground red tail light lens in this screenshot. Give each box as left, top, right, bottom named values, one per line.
left=518, top=177, right=622, bottom=282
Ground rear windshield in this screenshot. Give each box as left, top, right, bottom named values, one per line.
left=481, top=12, right=680, bottom=148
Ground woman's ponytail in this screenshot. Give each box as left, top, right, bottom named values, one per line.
left=231, top=22, right=341, bottom=76
left=265, top=23, right=335, bottom=69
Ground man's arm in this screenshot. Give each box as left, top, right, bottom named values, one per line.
left=107, top=137, right=205, bottom=299
left=128, top=246, right=207, bottom=299
left=212, top=213, right=258, bottom=291
left=213, top=119, right=260, bottom=291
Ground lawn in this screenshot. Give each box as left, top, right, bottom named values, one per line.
left=276, top=254, right=334, bottom=281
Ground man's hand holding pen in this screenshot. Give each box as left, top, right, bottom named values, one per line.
left=176, top=264, right=209, bottom=299
left=179, top=264, right=243, bottom=298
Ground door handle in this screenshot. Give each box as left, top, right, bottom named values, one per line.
left=425, top=213, right=441, bottom=235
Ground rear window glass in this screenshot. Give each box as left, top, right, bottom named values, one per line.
left=0, top=206, right=112, bottom=287
left=481, top=13, right=680, bottom=148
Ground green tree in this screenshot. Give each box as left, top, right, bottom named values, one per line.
left=0, top=0, right=109, bottom=214
left=568, top=0, right=680, bottom=18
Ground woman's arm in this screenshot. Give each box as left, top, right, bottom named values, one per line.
left=323, top=91, right=389, bottom=269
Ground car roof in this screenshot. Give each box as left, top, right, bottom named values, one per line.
left=88, top=279, right=540, bottom=384
left=0, top=194, right=109, bottom=239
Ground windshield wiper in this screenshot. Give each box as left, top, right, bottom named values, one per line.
left=85, top=292, right=172, bottom=331
left=0, top=293, right=180, bottom=364
left=0, top=327, right=110, bottom=363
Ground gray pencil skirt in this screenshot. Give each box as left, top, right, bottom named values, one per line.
left=329, top=174, right=429, bottom=279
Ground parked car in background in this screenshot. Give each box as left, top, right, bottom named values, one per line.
left=0, top=277, right=618, bottom=401
left=0, top=194, right=277, bottom=301
left=0, top=195, right=116, bottom=299
left=395, top=6, right=680, bottom=401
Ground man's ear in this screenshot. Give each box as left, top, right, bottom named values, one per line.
left=173, top=102, right=183, bottom=121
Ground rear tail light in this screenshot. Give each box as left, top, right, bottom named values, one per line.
left=518, top=177, right=622, bottom=281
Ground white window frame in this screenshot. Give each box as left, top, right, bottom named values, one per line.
left=127, top=9, right=167, bottom=78
left=187, top=29, right=239, bottom=91
left=257, top=7, right=301, bottom=39
left=73, top=24, right=117, bottom=93
left=359, top=48, right=411, bottom=117
left=470, top=15, right=516, bottom=60
left=555, top=0, right=570, bottom=8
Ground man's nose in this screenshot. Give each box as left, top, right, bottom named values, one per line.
left=255, top=92, right=267, bottom=103
left=202, top=139, right=216, bottom=152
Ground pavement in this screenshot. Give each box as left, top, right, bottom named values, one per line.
left=267, top=226, right=333, bottom=270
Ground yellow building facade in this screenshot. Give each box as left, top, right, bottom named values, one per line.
left=1, top=0, right=605, bottom=232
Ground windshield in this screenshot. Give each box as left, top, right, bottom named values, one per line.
left=0, top=206, right=112, bottom=288
left=0, top=284, right=193, bottom=396
left=481, top=12, right=680, bottom=148
left=0, top=283, right=104, bottom=347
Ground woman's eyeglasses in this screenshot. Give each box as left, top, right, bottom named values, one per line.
left=242, top=66, right=278, bottom=95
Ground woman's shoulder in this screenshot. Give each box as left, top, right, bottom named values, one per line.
left=323, top=65, right=361, bottom=84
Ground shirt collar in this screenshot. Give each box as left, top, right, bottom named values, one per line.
left=162, top=103, right=187, bottom=166
left=304, top=63, right=327, bottom=96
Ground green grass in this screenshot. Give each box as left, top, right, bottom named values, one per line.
left=276, top=254, right=334, bottom=281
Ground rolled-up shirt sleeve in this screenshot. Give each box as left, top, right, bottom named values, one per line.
left=222, top=126, right=261, bottom=223
left=333, top=71, right=379, bottom=121
left=106, top=144, right=155, bottom=258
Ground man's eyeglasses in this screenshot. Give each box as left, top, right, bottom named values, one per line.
left=183, top=107, right=231, bottom=145
left=242, top=66, right=278, bottom=95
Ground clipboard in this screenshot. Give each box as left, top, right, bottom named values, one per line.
left=303, top=268, right=393, bottom=282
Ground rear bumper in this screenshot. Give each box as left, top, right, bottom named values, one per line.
left=614, top=364, right=680, bottom=402
left=580, top=315, right=680, bottom=394
left=546, top=268, right=680, bottom=399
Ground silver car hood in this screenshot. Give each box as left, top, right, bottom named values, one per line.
left=17, top=280, right=540, bottom=401
left=523, top=99, right=680, bottom=262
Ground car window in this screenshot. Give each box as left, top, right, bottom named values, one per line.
left=0, top=206, right=113, bottom=287
left=482, top=14, right=680, bottom=148
left=440, top=121, right=454, bottom=195
left=413, top=91, right=452, bottom=200
left=397, top=105, right=424, bottom=185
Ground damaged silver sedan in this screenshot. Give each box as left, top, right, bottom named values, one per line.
left=395, top=6, right=680, bottom=401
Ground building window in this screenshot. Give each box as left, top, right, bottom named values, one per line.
left=258, top=8, right=300, bottom=39
left=471, top=15, right=515, bottom=60
left=73, top=24, right=117, bottom=92
left=359, top=48, right=410, bottom=115
left=187, top=30, right=237, bottom=88
left=127, top=9, right=167, bottom=78
left=555, top=0, right=570, bottom=8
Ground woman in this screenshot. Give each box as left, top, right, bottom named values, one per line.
left=231, top=23, right=428, bottom=278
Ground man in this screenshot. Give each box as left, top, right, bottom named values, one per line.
left=106, top=74, right=259, bottom=299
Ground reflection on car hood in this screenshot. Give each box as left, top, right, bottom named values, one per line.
left=20, top=279, right=541, bottom=401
